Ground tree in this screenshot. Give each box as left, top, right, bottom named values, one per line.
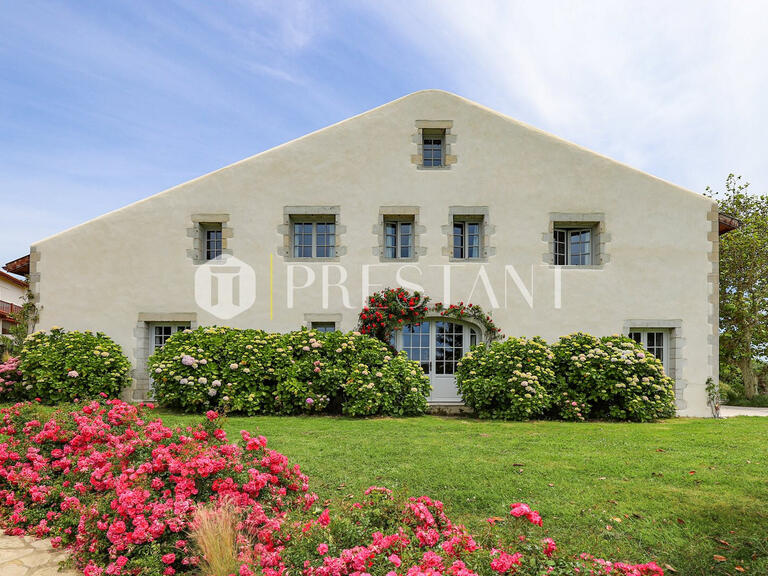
left=708, top=174, right=768, bottom=399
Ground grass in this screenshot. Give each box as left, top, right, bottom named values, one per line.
left=154, top=412, right=768, bottom=576
left=5, top=402, right=766, bottom=575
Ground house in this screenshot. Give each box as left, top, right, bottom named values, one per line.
left=0, top=269, right=27, bottom=336
left=13, top=90, right=738, bottom=415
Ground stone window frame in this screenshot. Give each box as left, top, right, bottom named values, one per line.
left=131, top=312, right=198, bottom=402
left=622, top=319, right=686, bottom=410
left=411, top=120, right=457, bottom=169
left=186, top=214, right=233, bottom=264
left=372, top=206, right=426, bottom=263
left=543, top=212, right=610, bottom=269
left=303, top=312, right=343, bottom=332
left=278, top=206, right=346, bottom=262
left=442, top=206, right=496, bottom=262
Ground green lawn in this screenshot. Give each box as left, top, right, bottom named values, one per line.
left=155, top=412, right=768, bottom=576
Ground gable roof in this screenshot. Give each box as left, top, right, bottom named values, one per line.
left=29, top=90, right=716, bottom=248
left=3, top=254, right=29, bottom=277
left=0, top=268, right=27, bottom=289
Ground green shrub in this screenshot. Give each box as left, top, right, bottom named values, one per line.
left=19, top=328, right=131, bottom=403
left=148, top=327, right=430, bottom=417
left=551, top=332, right=676, bottom=422
left=455, top=336, right=554, bottom=420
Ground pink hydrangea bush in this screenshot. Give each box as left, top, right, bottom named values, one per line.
left=0, top=356, right=25, bottom=402
left=0, top=400, right=665, bottom=576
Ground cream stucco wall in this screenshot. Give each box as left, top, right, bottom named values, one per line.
left=30, top=90, right=718, bottom=415
left=0, top=276, right=25, bottom=306
left=0, top=273, right=26, bottom=335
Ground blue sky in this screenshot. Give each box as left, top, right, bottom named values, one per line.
left=1, top=1, right=767, bottom=268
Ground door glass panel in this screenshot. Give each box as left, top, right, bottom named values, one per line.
left=402, top=323, right=430, bottom=373
left=435, top=321, right=463, bottom=375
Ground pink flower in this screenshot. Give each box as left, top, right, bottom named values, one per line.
left=317, top=543, right=329, bottom=555
left=490, top=551, right=522, bottom=573
left=205, top=410, right=219, bottom=421
left=388, top=554, right=402, bottom=567
left=542, top=538, right=557, bottom=557
left=161, top=553, right=176, bottom=565
left=67, top=370, right=79, bottom=378
left=306, top=398, right=314, bottom=405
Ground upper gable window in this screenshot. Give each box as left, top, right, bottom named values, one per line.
left=292, top=218, right=336, bottom=258
left=422, top=129, right=445, bottom=167
left=412, top=121, right=455, bottom=169
left=199, top=222, right=223, bottom=261
left=204, top=225, right=223, bottom=261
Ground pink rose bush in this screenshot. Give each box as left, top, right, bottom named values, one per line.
left=0, top=399, right=311, bottom=575
left=0, top=399, right=664, bottom=576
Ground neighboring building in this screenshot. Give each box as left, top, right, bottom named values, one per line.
left=13, top=90, right=738, bottom=415
left=0, top=270, right=26, bottom=336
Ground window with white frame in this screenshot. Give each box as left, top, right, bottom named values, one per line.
left=384, top=218, right=414, bottom=259
left=453, top=218, right=482, bottom=259
left=628, top=329, right=669, bottom=373
left=422, top=129, right=445, bottom=167
left=553, top=225, right=596, bottom=265
left=292, top=219, right=336, bottom=258
left=197, top=223, right=223, bottom=261
left=150, top=324, right=190, bottom=353
left=311, top=321, right=337, bottom=333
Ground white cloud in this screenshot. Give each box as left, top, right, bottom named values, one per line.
left=364, top=0, right=768, bottom=194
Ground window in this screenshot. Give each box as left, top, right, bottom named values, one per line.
left=384, top=219, right=414, bottom=259
left=553, top=227, right=595, bottom=265
left=199, top=223, right=223, bottom=261
left=422, top=129, right=444, bottom=167
left=629, top=330, right=669, bottom=373
left=453, top=219, right=482, bottom=259
left=311, top=321, right=337, bottom=333
left=205, top=228, right=222, bottom=260
left=292, top=219, right=336, bottom=258
left=150, top=324, right=189, bottom=353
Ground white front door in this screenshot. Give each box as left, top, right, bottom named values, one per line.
left=395, top=320, right=477, bottom=404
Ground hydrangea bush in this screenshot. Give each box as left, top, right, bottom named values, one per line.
left=0, top=400, right=665, bottom=576
left=550, top=333, right=676, bottom=422
left=18, top=328, right=131, bottom=403
left=455, top=337, right=555, bottom=420
left=148, top=327, right=431, bottom=417
left=0, top=356, right=24, bottom=402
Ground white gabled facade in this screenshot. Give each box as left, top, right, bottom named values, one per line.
left=0, top=271, right=27, bottom=337
left=26, top=90, right=721, bottom=415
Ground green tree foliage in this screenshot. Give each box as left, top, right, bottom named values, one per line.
left=708, top=174, right=768, bottom=399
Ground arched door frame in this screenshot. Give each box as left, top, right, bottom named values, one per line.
left=392, top=316, right=483, bottom=404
